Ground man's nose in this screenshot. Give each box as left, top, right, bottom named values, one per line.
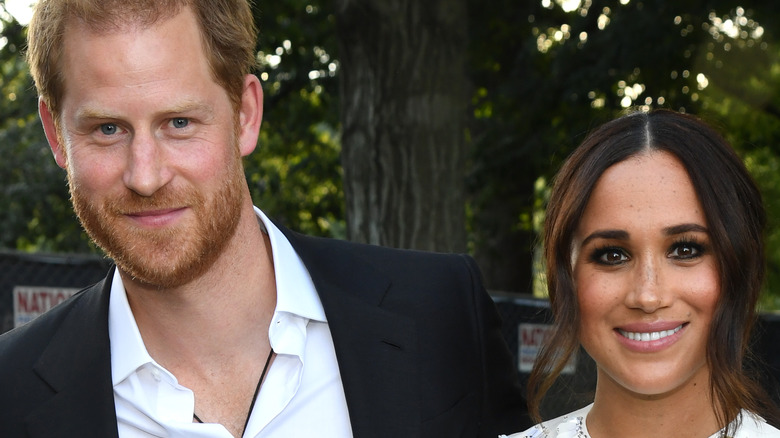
left=122, top=133, right=172, bottom=197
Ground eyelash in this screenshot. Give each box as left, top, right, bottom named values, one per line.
left=669, top=237, right=707, bottom=260
left=97, top=123, right=121, bottom=136
left=589, top=246, right=628, bottom=265
left=588, top=237, right=708, bottom=266
left=92, top=118, right=193, bottom=140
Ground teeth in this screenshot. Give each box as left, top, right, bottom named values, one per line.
left=619, top=325, right=682, bottom=341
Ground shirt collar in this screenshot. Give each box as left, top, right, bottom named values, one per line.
left=108, top=271, right=155, bottom=386
left=108, top=207, right=326, bottom=386
left=254, top=206, right=326, bottom=323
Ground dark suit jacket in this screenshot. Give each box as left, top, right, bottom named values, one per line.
left=0, top=225, right=528, bottom=437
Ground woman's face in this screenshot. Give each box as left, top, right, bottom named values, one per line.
left=572, top=151, right=719, bottom=398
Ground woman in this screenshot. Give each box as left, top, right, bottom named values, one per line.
left=503, top=109, right=780, bottom=437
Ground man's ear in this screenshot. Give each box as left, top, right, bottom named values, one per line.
left=237, top=74, right=264, bottom=157
left=39, top=98, right=67, bottom=169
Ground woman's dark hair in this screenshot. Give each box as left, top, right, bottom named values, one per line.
left=528, top=109, right=776, bottom=433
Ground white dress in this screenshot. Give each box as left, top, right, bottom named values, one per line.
left=500, top=404, right=780, bottom=438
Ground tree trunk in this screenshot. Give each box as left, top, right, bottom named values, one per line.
left=335, top=0, right=468, bottom=252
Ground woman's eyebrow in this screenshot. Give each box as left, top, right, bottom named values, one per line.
left=581, top=223, right=709, bottom=247
left=663, top=223, right=709, bottom=236
left=581, top=229, right=629, bottom=247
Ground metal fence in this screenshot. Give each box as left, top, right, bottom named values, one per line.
left=2, top=251, right=779, bottom=415
left=0, top=250, right=110, bottom=333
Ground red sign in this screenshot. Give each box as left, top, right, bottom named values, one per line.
left=518, top=323, right=577, bottom=374
left=13, top=286, right=80, bottom=328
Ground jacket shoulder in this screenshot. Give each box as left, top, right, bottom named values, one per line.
left=283, top=228, right=478, bottom=279
left=0, top=278, right=107, bottom=373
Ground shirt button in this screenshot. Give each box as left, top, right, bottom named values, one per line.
left=151, top=368, right=162, bottom=382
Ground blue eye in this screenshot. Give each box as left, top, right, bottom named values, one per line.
left=100, top=124, right=118, bottom=135
left=171, top=118, right=189, bottom=128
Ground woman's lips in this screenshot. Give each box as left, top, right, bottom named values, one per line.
left=614, top=322, right=688, bottom=353
left=618, top=324, right=683, bottom=342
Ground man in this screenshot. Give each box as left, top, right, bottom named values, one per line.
left=0, top=0, right=528, bottom=436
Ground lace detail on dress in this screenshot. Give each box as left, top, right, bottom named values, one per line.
left=498, top=407, right=780, bottom=438
left=499, top=410, right=588, bottom=438
left=555, top=413, right=588, bottom=438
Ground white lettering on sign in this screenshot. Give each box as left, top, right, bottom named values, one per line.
left=13, top=286, right=80, bottom=328
left=518, top=323, right=577, bottom=374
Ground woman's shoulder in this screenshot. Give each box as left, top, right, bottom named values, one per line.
left=499, top=404, right=593, bottom=438
left=732, top=411, right=780, bottom=437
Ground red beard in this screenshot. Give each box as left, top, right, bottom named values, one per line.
left=69, top=156, right=246, bottom=289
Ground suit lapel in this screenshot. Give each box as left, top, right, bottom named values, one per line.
left=279, top=226, right=422, bottom=438
left=26, top=272, right=119, bottom=438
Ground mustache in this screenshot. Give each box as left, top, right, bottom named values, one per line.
left=103, top=187, right=200, bottom=215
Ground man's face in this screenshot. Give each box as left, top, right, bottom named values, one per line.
left=53, top=8, right=248, bottom=288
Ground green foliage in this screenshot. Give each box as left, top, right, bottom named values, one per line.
left=695, top=30, right=780, bottom=308
left=247, top=0, right=344, bottom=237
left=0, top=4, right=95, bottom=253
left=467, top=0, right=780, bottom=305
left=743, top=148, right=780, bottom=309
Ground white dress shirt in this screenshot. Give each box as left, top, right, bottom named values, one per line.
left=109, top=207, right=352, bottom=437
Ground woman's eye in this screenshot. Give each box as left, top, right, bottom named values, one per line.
left=99, top=124, right=119, bottom=135
left=669, top=242, right=703, bottom=259
left=171, top=118, right=190, bottom=129
left=591, top=247, right=629, bottom=265
left=602, top=250, right=627, bottom=264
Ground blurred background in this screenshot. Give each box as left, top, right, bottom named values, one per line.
left=2, top=0, right=780, bottom=308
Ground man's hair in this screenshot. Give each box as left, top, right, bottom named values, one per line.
left=528, top=109, right=779, bottom=432
left=26, top=0, right=257, bottom=121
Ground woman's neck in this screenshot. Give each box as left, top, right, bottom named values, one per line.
left=585, top=367, right=723, bottom=438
